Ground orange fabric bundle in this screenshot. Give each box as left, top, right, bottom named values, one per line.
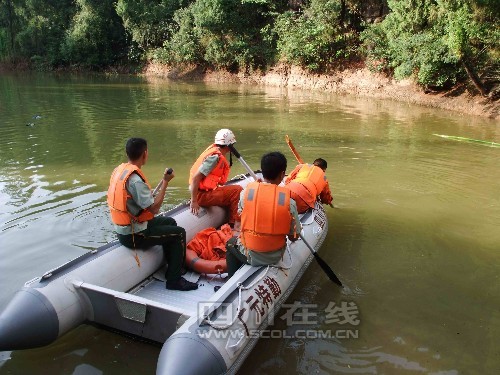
left=186, top=224, right=233, bottom=261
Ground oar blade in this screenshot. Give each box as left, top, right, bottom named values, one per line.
left=313, top=252, right=343, bottom=287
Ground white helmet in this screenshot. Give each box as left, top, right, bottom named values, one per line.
left=214, top=129, right=236, bottom=146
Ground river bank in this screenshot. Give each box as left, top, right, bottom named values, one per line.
left=2, top=60, right=497, bottom=120
left=143, top=62, right=499, bottom=120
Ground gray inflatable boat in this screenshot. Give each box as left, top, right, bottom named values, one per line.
left=0, top=172, right=329, bottom=374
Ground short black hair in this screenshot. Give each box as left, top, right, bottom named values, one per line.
left=126, top=138, right=147, bottom=161
left=313, top=158, right=327, bottom=170
left=261, top=151, right=287, bottom=180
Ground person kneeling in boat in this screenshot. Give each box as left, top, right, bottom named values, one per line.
left=189, top=129, right=243, bottom=231
left=284, top=158, right=333, bottom=214
left=225, top=151, right=302, bottom=278
left=107, top=137, right=198, bottom=291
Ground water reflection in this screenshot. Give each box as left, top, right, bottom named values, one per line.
left=0, top=325, right=159, bottom=374
left=0, top=73, right=499, bottom=374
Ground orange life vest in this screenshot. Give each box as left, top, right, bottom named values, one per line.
left=189, top=145, right=230, bottom=191
left=287, top=164, right=327, bottom=208
left=107, top=163, right=154, bottom=225
left=240, top=182, right=292, bottom=252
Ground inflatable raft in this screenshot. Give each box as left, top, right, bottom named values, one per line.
left=0, top=172, right=329, bottom=374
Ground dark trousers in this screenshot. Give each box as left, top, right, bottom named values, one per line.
left=225, top=236, right=249, bottom=277
left=117, top=216, right=186, bottom=282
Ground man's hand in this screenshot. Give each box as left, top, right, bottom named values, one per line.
left=190, top=200, right=200, bottom=215
left=189, top=171, right=205, bottom=216
left=163, top=167, right=174, bottom=183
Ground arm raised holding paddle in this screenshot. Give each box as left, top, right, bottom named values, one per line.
left=284, top=135, right=335, bottom=212
left=285, top=135, right=304, bottom=164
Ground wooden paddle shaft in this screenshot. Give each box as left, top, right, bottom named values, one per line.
left=285, top=135, right=304, bottom=164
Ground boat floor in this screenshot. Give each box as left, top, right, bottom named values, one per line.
left=127, top=211, right=313, bottom=316
left=130, top=269, right=227, bottom=315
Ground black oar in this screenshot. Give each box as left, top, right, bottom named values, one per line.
left=229, top=144, right=342, bottom=287
left=228, top=145, right=259, bottom=181
left=299, top=233, right=342, bottom=286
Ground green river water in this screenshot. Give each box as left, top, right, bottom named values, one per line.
left=0, top=73, right=499, bottom=374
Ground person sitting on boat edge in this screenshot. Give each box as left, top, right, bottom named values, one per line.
left=189, top=129, right=243, bottom=232
left=284, top=158, right=333, bottom=214
left=225, top=151, right=302, bottom=278
left=107, top=137, right=198, bottom=291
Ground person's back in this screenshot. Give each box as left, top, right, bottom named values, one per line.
left=225, top=152, right=301, bottom=278
left=285, top=158, right=333, bottom=213
left=240, top=181, right=292, bottom=253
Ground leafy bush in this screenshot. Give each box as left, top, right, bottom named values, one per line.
left=159, top=0, right=281, bottom=71
left=61, top=0, right=128, bottom=67
left=154, top=6, right=203, bottom=65
left=0, top=0, right=497, bottom=89
left=0, top=28, right=9, bottom=59
left=274, top=0, right=358, bottom=72
left=360, top=22, right=390, bottom=73
left=362, top=0, right=499, bottom=91
left=116, top=0, right=189, bottom=51
left=9, top=0, right=75, bottom=65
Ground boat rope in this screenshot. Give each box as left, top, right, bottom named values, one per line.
left=131, top=222, right=141, bottom=267
left=230, top=173, right=248, bottom=181
left=279, top=240, right=293, bottom=270
left=203, top=242, right=293, bottom=330
left=203, top=265, right=270, bottom=330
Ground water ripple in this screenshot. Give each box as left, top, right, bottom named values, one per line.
left=293, top=339, right=459, bottom=374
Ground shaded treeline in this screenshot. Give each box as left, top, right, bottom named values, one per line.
left=0, top=0, right=498, bottom=95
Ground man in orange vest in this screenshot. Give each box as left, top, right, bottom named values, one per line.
left=107, top=138, right=198, bottom=291
left=225, top=151, right=301, bottom=277
left=189, top=129, right=243, bottom=230
left=284, top=158, right=333, bottom=213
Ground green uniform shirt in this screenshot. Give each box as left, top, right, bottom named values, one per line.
left=114, top=173, right=154, bottom=235
left=198, top=154, right=219, bottom=176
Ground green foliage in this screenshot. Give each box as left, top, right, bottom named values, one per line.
left=362, top=0, right=499, bottom=89
left=116, top=0, right=188, bottom=51
left=154, top=6, right=203, bottom=65
left=0, top=0, right=18, bottom=58
left=0, top=0, right=497, bottom=89
left=274, top=0, right=359, bottom=72
left=61, top=0, right=128, bottom=67
left=360, top=22, right=390, bottom=73
left=8, top=0, right=75, bottom=64
left=392, top=32, right=460, bottom=87
left=0, top=28, right=9, bottom=57
left=159, top=0, right=284, bottom=70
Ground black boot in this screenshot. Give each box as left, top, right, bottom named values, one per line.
left=166, top=277, right=198, bottom=291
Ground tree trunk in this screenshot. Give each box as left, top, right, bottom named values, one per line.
left=339, top=0, right=346, bottom=29
left=462, top=59, right=488, bottom=97
left=6, top=0, right=15, bottom=53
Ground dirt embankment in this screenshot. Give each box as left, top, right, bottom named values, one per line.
left=144, top=62, right=499, bottom=120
